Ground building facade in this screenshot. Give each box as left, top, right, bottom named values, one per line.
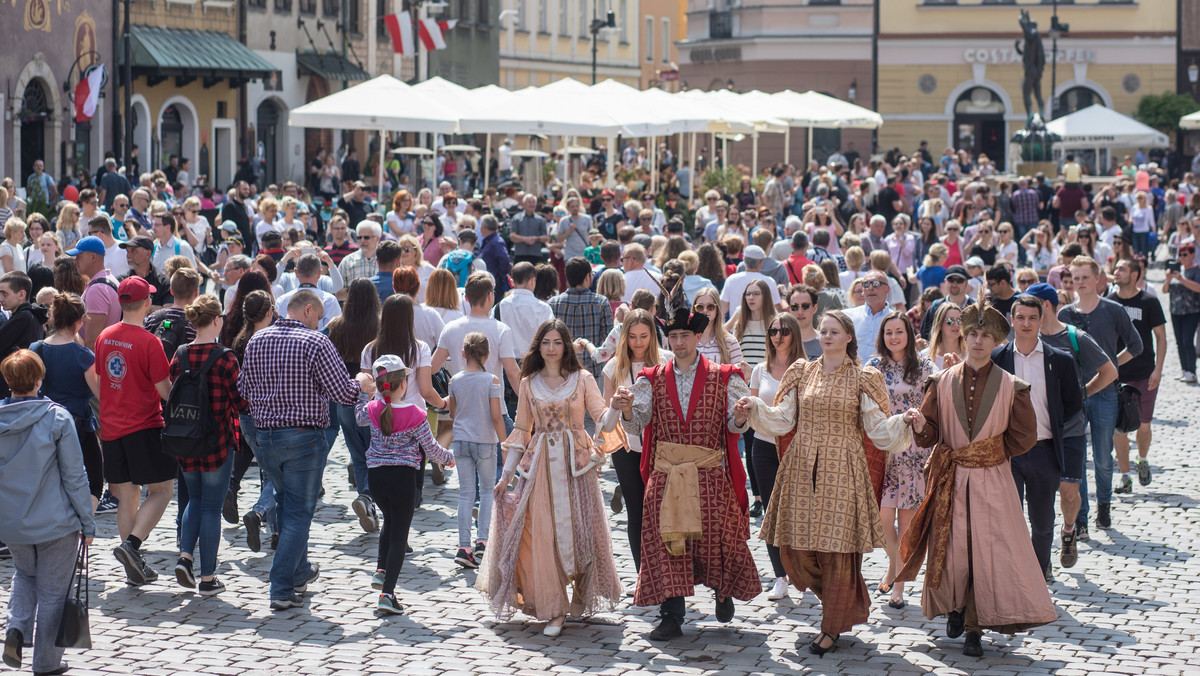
left=498, top=0, right=643, bottom=88
left=676, top=0, right=873, bottom=169
left=877, top=0, right=1177, bottom=171
left=1, top=0, right=112, bottom=192
left=639, top=0, right=682, bottom=90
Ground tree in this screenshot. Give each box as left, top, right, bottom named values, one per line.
left=1134, top=92, right=1200, bottom=135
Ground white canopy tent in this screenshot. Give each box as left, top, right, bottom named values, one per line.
left=1180, top=110, right=1200, bottom=130
left=1046, top=104, right=1170, bottom=148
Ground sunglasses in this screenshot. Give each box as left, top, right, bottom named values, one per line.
left=946, top=228, right=961, bottom=233
left=693, top=303, right=718, bottom=313
left=790, top=303, right=813, bottom=312
left=768, top=327, right=792, bottom=337
left=602, top=198, right=613, bottom=202
left=947, top=276, right=967, bottom=283
left=944, top=318, right=962, bottom=326
left=358, top=235, right=377, bottom=240
left=400, top=246, right=415, bottom=253
left=861, top=280, right=885, bottom=289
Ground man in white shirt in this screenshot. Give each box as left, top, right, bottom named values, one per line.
left=87, top=215, right=131, bottom=277
left=844, top=270, right=891, bottom=362
left=719, top=245, right=782, bottom=316
left=498, top=139, right=513, bottom=180
left=431, top=181, right=466, bottom=216
left=150, top=211, right=197, bottom=271
left=431, top=271, right=521, bottom=391
left=619, top=243, right=661, bottom=304
left=557, top=195, right=593, bottom=262
left=274, top=254, right=341, bottom=331
left=496, top=262, right=554, bottom=359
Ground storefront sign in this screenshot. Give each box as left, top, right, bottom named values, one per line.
left=964, top=47, right=1095, bottom=65
left=689, top=47, right=742, bottom=64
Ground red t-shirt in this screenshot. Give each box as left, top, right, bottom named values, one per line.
left=94, top=322, right=171, bottom=441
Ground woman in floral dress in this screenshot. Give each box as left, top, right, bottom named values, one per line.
left=477, top=320, right=622, bottom=637
left=866, top=312, right=935, bottom=611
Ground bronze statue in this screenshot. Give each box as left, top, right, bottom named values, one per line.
left=1015, top=10, right=1046, bottom=120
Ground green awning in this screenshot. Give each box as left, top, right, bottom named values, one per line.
left=297, top=50, right=370, bottom=82
left=124, top=26, right=276, bottom=80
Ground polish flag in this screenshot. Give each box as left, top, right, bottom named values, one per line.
left=418, top=18, right=457, bottom=51
left=384, top=12, right=416, bottom=55
left=74, top=65, right=104, bottom=123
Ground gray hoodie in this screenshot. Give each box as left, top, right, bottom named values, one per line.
left=0, top=397, right=95, bottom=544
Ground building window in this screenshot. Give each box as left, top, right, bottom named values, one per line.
left=619, top=0, right=627, bottom=42
left=457, top=0, right=469, bottom=21
left=518, top=0, right=527, bottom=31
left=300, top=0, right=316, bottom=13
left=709, top=10, right=731, bottom=39
left=808, top=0, right=841, bottom=5
left=580, top=0, right=588, bottom=37
left=248, top=0, right=267, bottom=8
left=323, top=0, right=339, bottom=17
left=378, top=0, right=390, bottom=36
left=560, top=0, right=568, bottom=35
left=275, top=0, right=293, bottom=11
left=660, top=17, right=670, bottom=63
left=347, top=0, right=360, bottom=32
left=644, top=16, right=653, bottom=62
left=1054, top=86, right=1103, bottom=118
left=477, top=0, right=489, bottom=24
left=539, top=0, right=548, bottom=32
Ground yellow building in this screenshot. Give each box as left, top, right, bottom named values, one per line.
left=123, top=0, right=275, bottom=188
left=877, top=0, right=1176, bottom=171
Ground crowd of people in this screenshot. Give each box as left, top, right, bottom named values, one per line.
left=0, top=142, right=1196, bottom=673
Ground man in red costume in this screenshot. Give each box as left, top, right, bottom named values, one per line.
left=612, top=285, right=761, bottom=641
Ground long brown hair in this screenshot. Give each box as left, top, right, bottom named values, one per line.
left=874, top=311, right=922, bottom=385
left=928, top=302, right=964, bottom=362
left=53, top=256, right=86, bottom=295
left=328, top=278, right=381, bottom=365
left=425, top=268, right=461, bottom=312
left=366, top=294, right=418, bottom=369
left=232, top=290, right=275, bottom=359
left=734, top=278, right=775, bottom=342
left=519, top=319, right=582, bottom=380
left=222, top=270, right=272, bottom=347
left=612, top=309, right=662, bottom=386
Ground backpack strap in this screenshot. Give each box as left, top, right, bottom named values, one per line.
left=1066, top=325, right=1086, bottom=401
left=184, top=345, right=228, bottom=378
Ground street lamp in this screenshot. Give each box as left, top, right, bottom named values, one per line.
left=591, top=9, right=616, bottom=85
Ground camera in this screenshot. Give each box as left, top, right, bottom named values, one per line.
left=1168, top=260, right=1181, bottom=274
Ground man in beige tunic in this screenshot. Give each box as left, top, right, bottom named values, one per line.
left=899, top=295, right=1057, bottom=657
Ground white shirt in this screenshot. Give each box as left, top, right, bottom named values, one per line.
left=361, top=340, right=432, bottom=409
left=1013, top=339, right=1052, bottom=441
left=496, top=288, right=554, bottom=359
left=105, top=242, right=130, bottom=278
left=430, top=197, right=466, bottom=216
left=621, top=267, right=662, bottom=304
left=255, top=219, right=285, bottom=248
left=1101, top=224, right=1123, bottom=248
left=414, top=304, right=446, bottom=350
left=436, top=315, right=517, bottom=380
left=720, top=270, right=783, bottom=310
left=750, top=363, right=784, bottom=443
left=845, top=302, right=890, bottom=362
left=152, top=236, right=196, bottom=271
left=274, top=285, right=341, bottom=331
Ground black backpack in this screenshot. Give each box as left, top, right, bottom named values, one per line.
left=161, top=345, right=228, bottom=459
left=150, top=310, right=190, bottom=360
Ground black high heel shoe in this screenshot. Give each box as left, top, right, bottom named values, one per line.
left=748, top=501, right=763, bottom=518
left=808, top=632, right=838, bottom=656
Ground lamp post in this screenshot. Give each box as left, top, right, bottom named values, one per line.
left=590, top=9, right=615, bottom=85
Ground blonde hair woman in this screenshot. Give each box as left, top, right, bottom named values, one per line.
left=396, top=233, right=436, bottom=302
left=181, top=196, right=212, bottom=258
left=0, top=218, right=28, bottom=274
left=596, top=268, right=625, bottom=316
left=692, top=286, right=742, bottom=365
left=426, top=267, right=465, bottom=325
left=922, top=302, right=964, bottom=371
left=840, top=245, right=866, bottom=291
left=55, top=202, right=83, bottom=253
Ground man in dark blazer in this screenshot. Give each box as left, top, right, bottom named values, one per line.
left=992, top=294, right=1085, bottom=580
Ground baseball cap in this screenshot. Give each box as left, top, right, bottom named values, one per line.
left=945, top=265, right=969, bottom=281
left=1023, top=283, right=1059, bottom=308
left=743, top=245, right=766, bottom=261
left=588, top=227, right=601, bottom=237
left=220, top=222, right=240, bottom=232
left=226, top=236, right=245, bottom=248
left=119, top=235, right=155, bottom=251
left=67, top=236, right=106, bottom=257
left=372, top=354, right=412, bottom=381
left=965, top=256, right=985, bottom=268
left=117, top=276, right=156, bottom=303
left=600, top=189, right=616, bottom=199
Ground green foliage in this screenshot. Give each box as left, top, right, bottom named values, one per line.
left=1134, top=92, right=1200, bottom=135
left=702, top=166, right=743, bottom=196
left=25, top=180, right=50, bottom=219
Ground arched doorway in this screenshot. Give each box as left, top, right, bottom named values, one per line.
left=953, top=86, right=1006, bottom=167
left=161, top=105, right=184, bottom=169
left=1053, top=86, right=1103, bottom=119
left=130, top=96, right=152, bottom=169
left=19, top=78, right=51, bottom=184
left=256, top=99, right=281, bottom=186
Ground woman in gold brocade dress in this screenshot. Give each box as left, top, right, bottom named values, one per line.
left=738, top=310, right=923, bottom=655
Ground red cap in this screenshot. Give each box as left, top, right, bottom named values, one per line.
left=600, top=189, right=616, bottom=199
left=117, top=276, right=156, bottom=303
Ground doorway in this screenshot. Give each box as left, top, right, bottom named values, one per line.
left=256, top=99, right=280, bottom=186
left=19, top=78, right=50, bottom=184
left=953, top=87, right=1006, bottom=167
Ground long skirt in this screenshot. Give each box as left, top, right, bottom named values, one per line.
left=782, top=549, right=870, bottom=635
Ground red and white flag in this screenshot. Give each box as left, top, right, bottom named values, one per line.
left=418, top=18, right=457, bottom=51
left=384, top=11, right=416, bottom=55
left=74, top=65, right=104, bottom=123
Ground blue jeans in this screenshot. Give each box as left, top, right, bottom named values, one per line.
left=324, top=401, right=340, bottom=452
left=1077, top=389, right=1118, bottom=528
left=252, top=426, right=328, bottom=601
left=453, top=441, right=496, bottom=548
left=1132, top=231, right=1151, bottom=258
left=1171, top=313, right=1200, bottom=374
left=180, top=452, right=236, bottom=577
left=239, top=415, right=277, bottom=531
left=336, top=402, right=371, bottom=497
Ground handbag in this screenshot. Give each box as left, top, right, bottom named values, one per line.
left=431, top=367, right=451, bottom=399
left=1115, top=383, right=1142, bottom=435
left=55, top=537, right=91, bottom=650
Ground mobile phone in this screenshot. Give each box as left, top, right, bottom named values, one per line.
left=1168, top=260, right=1181, bottom=274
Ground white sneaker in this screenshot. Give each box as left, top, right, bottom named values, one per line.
left=1184, top=372, right=1197, bottom=383
left=767, top=577, right=790, bottom=601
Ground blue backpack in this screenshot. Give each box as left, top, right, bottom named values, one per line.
left=441, top=250, right=475, bottom=287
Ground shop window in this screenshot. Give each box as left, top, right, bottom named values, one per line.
left=323, top=0, right=339, bottom=17
left=300, top=0, right=316, bottom=13
left=1053, top=86, right=1103, bottom=118
left=645, top=16, right=654, bottom=62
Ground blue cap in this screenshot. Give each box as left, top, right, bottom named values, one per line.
left=67, top=236, right=107, bottom=257
left=1023, top=283, right=1059, bottom=308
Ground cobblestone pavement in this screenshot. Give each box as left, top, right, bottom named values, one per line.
left=4, top=272, right=1200, bottom=675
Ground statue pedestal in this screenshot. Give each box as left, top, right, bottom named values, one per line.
left=1015, top=161, right=1059, bottom=179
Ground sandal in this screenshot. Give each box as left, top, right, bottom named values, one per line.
left=875, top=580, right=893, bottom=595
left=808, top=631, right=839, bottom=656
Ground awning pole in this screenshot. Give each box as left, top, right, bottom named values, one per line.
left=650, top=135, right=657, bottom=194
left=606, top=136, right=616, bottom=188
left=689, top=132, right=697, bottom=206
left=784, top=127, right=791, bottom=166
left=484, top=133, right=492, bottom=195
left=377, top=129, right=385, bottom=197
left=752, top=130, right=759, bottom=184
left=807, top=126, right=814, bottom=166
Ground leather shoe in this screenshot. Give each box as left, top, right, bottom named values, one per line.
left=946, top=610, right=965, bottom=638
left=714, top=595, right=734, bottom=623
left=963, top=632, right=984, bottom=657
left=808, top=632, right=838, bottom=656
left=748, top=501, right=763, bottom=518
left=648, top=614, right=683, bottom=641
left=34, top=662, right=69, bottom=676
left=3, top=628, right=22, bottom=669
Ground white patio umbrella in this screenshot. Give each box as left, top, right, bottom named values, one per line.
left=1181, top=110, right=1200, bottom=130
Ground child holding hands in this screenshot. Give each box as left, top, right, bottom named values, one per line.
left=357, top=354, right=454, bottom=615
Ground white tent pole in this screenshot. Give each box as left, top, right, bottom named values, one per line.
left=650, top=136, right=657, bottom=194
left=606, top=136, right=616, bottom=188
left=784, top=127, right=791, bottom=166
left=807, top=126, right=814, bottom=166
left=752, top=130, right=759, bottom=184
left=377, top=129, right=385, bottom=197
left=689, top=132, right=697, bottom=206
left=722, top=135, right=728, bottom=173
left=484, top=133, right=492, bottom=194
